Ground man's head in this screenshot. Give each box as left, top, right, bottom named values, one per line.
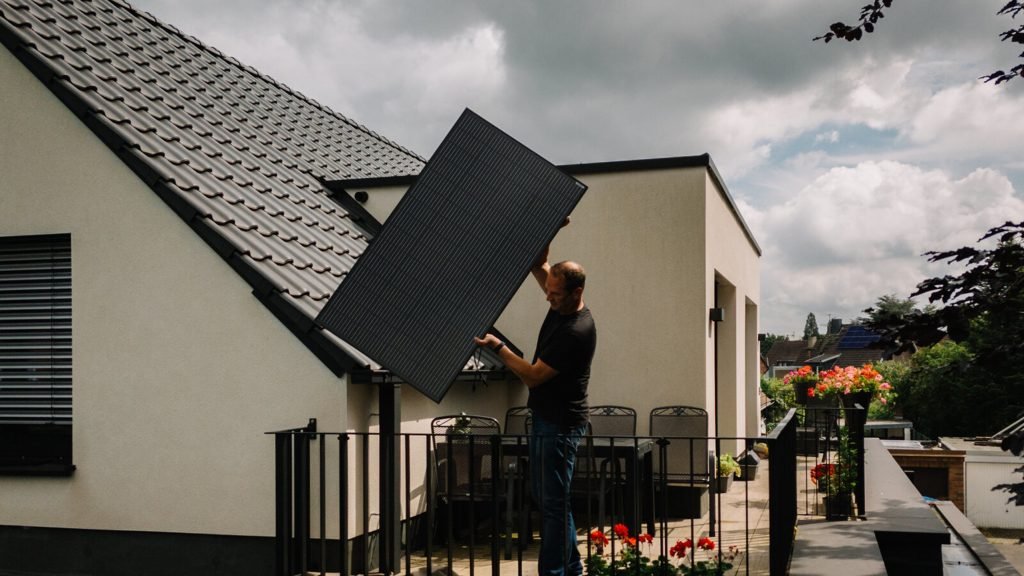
left=545, top=261, right=586, bottom=314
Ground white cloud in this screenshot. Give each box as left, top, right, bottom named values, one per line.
left=906, top=82, right=1024, bottom=160
left=747, top=161, right=1024, bottom=335
left=814, top=130, right=840, bottom=144
left=701, top=58, right=920, bottom=179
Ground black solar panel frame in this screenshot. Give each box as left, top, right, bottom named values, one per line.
left=316, top=109, right=587, bottom=402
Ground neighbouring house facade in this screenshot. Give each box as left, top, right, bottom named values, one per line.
left=765, top=323, right=893, bottom=378
left=0, top=0, right=759, bottom=574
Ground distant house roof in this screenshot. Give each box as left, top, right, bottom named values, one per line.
left=0, top=0, right=504, bottom=377
left=766, top=324, right=890, bottom=370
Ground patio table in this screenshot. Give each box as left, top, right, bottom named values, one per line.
left=502, top=436, right=655, bottom=537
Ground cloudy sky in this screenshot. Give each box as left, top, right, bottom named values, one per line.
left=133, top=0, right=1024, bottom=337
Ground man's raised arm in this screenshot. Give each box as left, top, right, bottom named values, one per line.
left=530, top=217, right=570, bottom=291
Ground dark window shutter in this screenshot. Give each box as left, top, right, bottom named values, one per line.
left=0, top=234, right=71, bottom=426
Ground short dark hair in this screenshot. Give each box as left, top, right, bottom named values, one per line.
left=551, top=261, right=586, bottom=293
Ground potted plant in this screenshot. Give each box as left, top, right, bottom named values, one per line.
left=586, top=523, right=741, bottom=576
left=810, top=427, right=857, bottom=520
left=672, top=537, right=739, bottom=576
left=715, top=453, right=741, bottom=493
left=783, top=365, right=818, bottom=405
left=810, top=363, right=895, bottom=412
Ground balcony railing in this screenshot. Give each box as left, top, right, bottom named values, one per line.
left=267, top=406, right=865, bottom=576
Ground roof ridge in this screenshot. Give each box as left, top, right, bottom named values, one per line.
left=111, top=0, right=425, bottom=164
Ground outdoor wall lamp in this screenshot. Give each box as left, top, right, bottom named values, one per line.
left=709, top=307, right=725, bottom=322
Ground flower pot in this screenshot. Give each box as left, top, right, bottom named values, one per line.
left=715, top=475, right=733, bottom=494
left=737, top=452, right=760, bottom=482
left=825, top=494, right=853, bottom=520
left=842, top=391, right=873, bottom=420
left=793, top=380, right=814, bottom=405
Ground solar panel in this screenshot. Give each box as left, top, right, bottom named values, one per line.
left=316, top=109, right=587, bottom=402
left=838, top=326, right=881, bottom=349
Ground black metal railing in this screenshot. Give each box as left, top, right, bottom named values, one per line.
left=269, top=420, right=816, bottom=576
left=791, top=401, right=867, bottom=519
left=767, top=409, right=796, bottom=576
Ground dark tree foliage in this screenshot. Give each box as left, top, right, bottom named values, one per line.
left=814, top=1, right=1024, bottom=84
left=868, top=221, right=1024, bottom=504
left=813, top=0, right=891, bottom=43
left=803, top=313, right=820, bottom=340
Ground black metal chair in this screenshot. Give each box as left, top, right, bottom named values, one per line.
left=504, top=406, right=532, bottom=439
left=572, top=406, right=637, bottom=531
left=430, top=415, right=507, bottom=548
left=589, top=405, right=637, bottom=437
left=650, top=406, right=711, bottom=518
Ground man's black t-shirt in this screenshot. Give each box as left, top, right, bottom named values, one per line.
left=528, top=306, right=597, bottom=429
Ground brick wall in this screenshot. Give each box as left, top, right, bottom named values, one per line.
left=888, top=449, right=967, bottom=512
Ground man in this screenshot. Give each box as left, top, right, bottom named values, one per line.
left=475, top=247, right=597, bottom=576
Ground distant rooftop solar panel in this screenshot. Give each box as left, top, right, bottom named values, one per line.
left=316, top=109, right=587, bottom=402
left=838, top=326, right=881, bottom=349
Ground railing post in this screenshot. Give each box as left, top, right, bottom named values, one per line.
left=852, top=402, right=867, bottom=517
left=275, top=433, right=292, bottom=576
left=339, top=433, right=349, bottom=576
left=768, top=409, right=797, bottom=576
left=379, top=381, right=401, bottom=574
left=294, top=423, right=313, bottom=576
left=491, top=434, right=501, bottom=576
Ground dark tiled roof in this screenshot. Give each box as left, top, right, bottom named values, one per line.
left=766, top=325, right=889, bottom=370
left=766, top=339, right=815, bottom=366
left=0, top=0, right=508, bottom=375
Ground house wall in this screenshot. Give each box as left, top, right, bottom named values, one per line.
left=501, top=168, right=711, bottom=435
left=704, top=173, right=761, bottom=452
left=964, top=456, right=1024, bottom=530
left=0, top=46, right=346, bottom=538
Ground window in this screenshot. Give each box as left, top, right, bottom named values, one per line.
left=0, top=234, right=73, bottom=474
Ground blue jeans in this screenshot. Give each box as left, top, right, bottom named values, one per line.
left=530, top=415, right=587, bottom=576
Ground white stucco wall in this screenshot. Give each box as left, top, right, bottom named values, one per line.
left=0, top=46, right=347, bottom=537
left=704, top=173, right=761, bottom=450
left=965, top=458, right=1024, bottom=530
left=505, top=168, right=711, bottom=435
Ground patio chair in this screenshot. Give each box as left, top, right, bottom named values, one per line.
left=430, top=415, right=509, bottom=548
left=589, top=405, right=637, bottom=437
left=572, top=406, right=637, bottom=531
left=649, top=406, right=711, bottom=518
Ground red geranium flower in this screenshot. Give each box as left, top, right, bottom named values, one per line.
left=698, top=537, right=715, bottom=551
left=590, top=529, right=609, bottom=547
left=810, top=463, right=837, bottom=484
left=638, top=533, right=653, bottom=544
left=625, top=537, right=637, bottom=547
left=669, top=538, right=692, bottom=558
left=613, top=523, right=629, bottom=540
